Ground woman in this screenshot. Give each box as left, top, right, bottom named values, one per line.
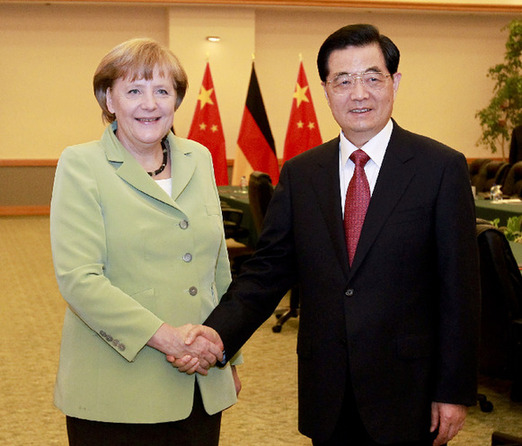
left=50, top=38, right=240, bottom=446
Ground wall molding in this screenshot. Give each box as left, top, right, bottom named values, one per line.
left=0, top=206, right=50, bottom=216
left=1, top=0, right=521, bottom=13
left=0, top=159, right=57, bottom=167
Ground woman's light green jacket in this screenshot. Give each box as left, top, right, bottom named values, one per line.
left=50, top=123, right=239, bottom=423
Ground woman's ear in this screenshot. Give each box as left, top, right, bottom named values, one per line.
left=106, top=88, right=115, bottom=114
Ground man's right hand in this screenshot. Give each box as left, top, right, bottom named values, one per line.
left=148, top=323, right=223, bottom=375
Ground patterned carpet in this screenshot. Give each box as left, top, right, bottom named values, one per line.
left=1, top=215, right=521, bottom=445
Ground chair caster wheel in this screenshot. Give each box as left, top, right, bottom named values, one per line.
left=272, top=325, right=282, bottom=333
left=478, top=394, right=494, bottom=412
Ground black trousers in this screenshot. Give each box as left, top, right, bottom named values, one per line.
left=312, top=379, right=441, bottom=446
left=66, top=384, right=221, bottom=446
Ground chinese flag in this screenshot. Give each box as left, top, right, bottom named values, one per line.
left=188, top=62, right=228, bottom=186
left=283, top=61, right=322, bottom=163
left=232, top=62, right=279, bottom=185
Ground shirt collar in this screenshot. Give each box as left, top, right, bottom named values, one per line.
left=340, top=119, right=393, bottom=168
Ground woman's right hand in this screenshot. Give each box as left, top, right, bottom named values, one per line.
left=147, top=323, right=224, bottom=375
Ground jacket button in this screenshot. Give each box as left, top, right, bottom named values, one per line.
left=189, top=286, right=198, bottom=296
left=182, top=253, right=192, bottom=262
left=179, top=220, right=189, bottom=230
left=345, top=288, right=354, bottom=297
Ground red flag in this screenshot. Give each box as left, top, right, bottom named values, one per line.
left=283, top=61, right=322, bottom=163
left=232, top=62, right=279, bottom=185
left=187, top=62, right=228, bottom=186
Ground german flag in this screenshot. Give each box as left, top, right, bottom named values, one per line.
left=231, top=62, right=279, bottom=185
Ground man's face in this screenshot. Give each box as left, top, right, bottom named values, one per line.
left=322, top=43, right=401, bottom=148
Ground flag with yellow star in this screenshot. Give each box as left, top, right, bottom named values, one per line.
left=282, top=61, right=322, bottom=164
left=232, top=62, right=279, bottom=185
left=188, top=62, right=228, bottom=185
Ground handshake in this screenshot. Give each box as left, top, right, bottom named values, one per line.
left=148, top=323, right=225, bottom=375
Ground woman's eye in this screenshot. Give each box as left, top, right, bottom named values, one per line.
left=127, top=89, right=140, bottom=95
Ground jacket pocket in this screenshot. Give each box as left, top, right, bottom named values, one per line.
left=386, top=207, right=426, bottom=226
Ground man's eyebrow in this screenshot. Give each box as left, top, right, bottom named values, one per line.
left=331, top=67, right=384, bottom=77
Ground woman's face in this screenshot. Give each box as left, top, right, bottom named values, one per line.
left=106, top=67, right=176, bottom=153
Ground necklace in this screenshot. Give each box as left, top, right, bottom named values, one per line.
left=148, top=142, right=168, bottom=177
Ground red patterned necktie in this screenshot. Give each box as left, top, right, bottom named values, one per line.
left=344, top=149, right=371, bottom=266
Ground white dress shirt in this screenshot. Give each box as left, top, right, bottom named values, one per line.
left=339, top=119, right=393, bottom=214
left=155, top=177, right=173, bottom=196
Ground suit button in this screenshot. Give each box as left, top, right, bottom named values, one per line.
left=189, top=286, right=198, bottom=296
left=345, top=288, right=354, bottom=297
left=182, top=253, right=192, bottom=262
left=118, top=343, right=126, bottom=351
left=100, top=330, right=107, bottom=338
left=106, top=335, right=113, bottom=342
left=179, top=220, right=189, bottom=230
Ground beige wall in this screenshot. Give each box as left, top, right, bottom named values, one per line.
left=0, top=2, right=519, bottom=163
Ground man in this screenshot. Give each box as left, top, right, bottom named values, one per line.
left=178, top=24, right=480, bottom=446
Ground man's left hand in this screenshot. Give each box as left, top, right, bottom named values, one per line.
left=430, top=402, right=467, bottom=446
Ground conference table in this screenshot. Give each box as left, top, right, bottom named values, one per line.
left=475, top=197, right=522, bottom=227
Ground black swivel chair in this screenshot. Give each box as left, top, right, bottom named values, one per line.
left=474, top=160, right=510, bottom=194
left=502, top=161, right=522, bottom=198
left=247, top=171, right=299, bottom=333
left=248, top=171, right=274, bottom=236
left=476, top=219, right=522, bottom=412
left=221, top=204, right=253, bottom=278
left=469, top=158, right=491, bottom=191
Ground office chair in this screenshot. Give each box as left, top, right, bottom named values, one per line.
left=221, top=204, right=253, bottom=278
left=474, top=160, right=510, bottom=194
left=476, top=219, right=522, bottom=411
left=502, top=161, right=522, bottom=198
left=487, top=161, right=511, bottom=192
left=469, top=158, right=491, bottom=191
left=247, top=171, right=300, bottom=333
left=248, top=171, right=274, bottom=235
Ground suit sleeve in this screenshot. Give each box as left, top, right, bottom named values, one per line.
left=204, top=164, right=299, bottom=359
left=50, top=147, right=163, bottom=362
left=433, top=151, right=480, bottom=406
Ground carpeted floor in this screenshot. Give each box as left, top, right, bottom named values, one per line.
left=1, top=215, right=521, bottom=445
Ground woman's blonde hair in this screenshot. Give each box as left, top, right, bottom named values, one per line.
left=93, top=38, right=188, bottom=124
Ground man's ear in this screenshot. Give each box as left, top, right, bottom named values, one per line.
left=392, top=72, right=402, bottom=99
left=322, top=83, right=330, bottom=107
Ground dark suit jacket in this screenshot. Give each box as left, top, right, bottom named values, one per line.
left=205, top=122, right=480, bottom=443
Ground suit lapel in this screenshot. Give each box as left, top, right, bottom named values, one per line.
left=310, top=137, right=351, bottom=278
left=102, top=124, right=195, bottom=212
left=168, top=137, right=196, bottom=203
left=348, top=124, right=416, bottom=276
